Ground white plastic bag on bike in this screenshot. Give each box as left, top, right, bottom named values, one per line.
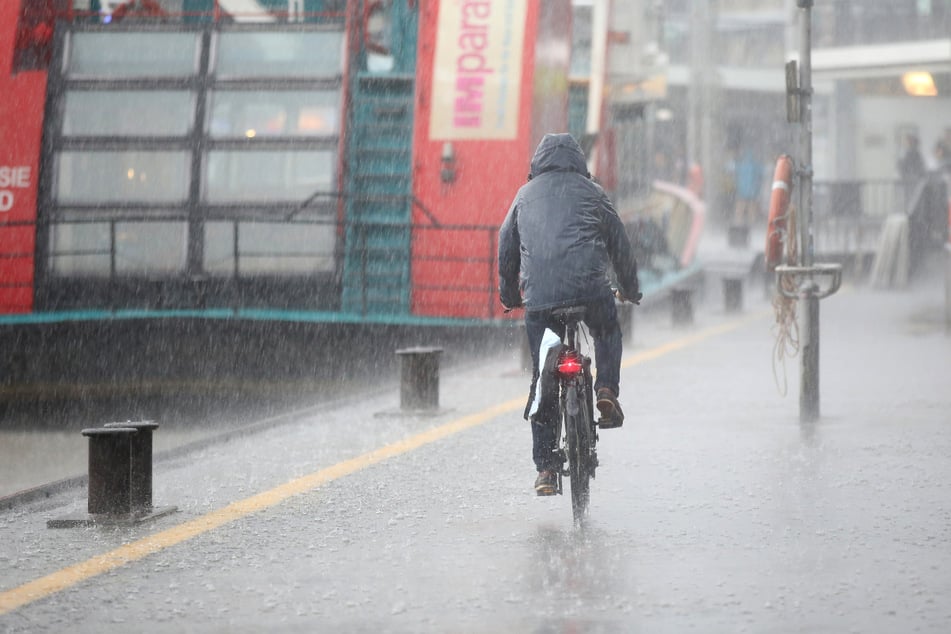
left=528, top=328, right=562, bottom=418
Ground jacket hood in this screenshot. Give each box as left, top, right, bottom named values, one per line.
left=529, top=133, right=589, bottom=179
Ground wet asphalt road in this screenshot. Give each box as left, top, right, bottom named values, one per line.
left=0, top=274, right=949, bottom=633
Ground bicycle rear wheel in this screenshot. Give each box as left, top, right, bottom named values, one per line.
left=564, top=383, right=593, bottom=521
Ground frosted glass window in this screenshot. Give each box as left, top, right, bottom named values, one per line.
left=49, top=221, right=187, bottom=275
left=67, top=32, right=198, bottom=77
left=50, top=222, right=111, bottom=275
left=204, top=221, right=236, bottom=275
left=208, top=91, right=340, bottom=138
left=63, top=91, right=194, bottom=137
left=115, top=222, right=188, bottom=274
left=205, top=151, right=333, bottom=203
left=238, top=222, right=336, bottom=274
left=56, top=151, right=190, bottom=204
left=215, top=32, right=343, bottom=77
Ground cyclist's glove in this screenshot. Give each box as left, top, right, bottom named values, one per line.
left=614, top=289, right=642, bottom=305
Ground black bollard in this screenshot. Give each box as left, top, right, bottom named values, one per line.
left=723, top=277, right=744, bottom=313
left=104, top=420, right=159, bottom=512
left=47, top=422, right=176, bottom=528
left=671, top=288, right=694, bottom=326
left=395, top=347, right=443, bottom=411
left=82, top=427, right=137, bottom=515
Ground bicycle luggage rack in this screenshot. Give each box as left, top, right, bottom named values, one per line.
left=48, top=420, right=177, bottom=528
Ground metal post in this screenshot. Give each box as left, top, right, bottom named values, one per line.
left=797, top=0, right=820, bottom=423
left=687, top=0, right=705, bottom=177
left=776, top=1, right=840, bottom=424
left=723, top=277, right=743, bottom=313
left=671, top=289, right=694, bottom=326
left=395, top=347, right=443, bottom=411
left=105, top=420, right=159, bottom=512
left=700, top=1, right=717, bottom=215
left=800, top=279, right=820, bottom=420
left=83, top=427, right=137, bottom=516
left=798, top=0, right=814, bottom=271
left=48, top=425, right=176, bottom=528
left=586, top=0, right=608, bottom=139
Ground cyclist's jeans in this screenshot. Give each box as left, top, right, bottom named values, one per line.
left=525, top=294, right=622, bottom=471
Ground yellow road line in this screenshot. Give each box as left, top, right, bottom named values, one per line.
left=0, top=310, right=766, bottom=615
left=0, top=399, right=521, bottom=616
left=622, top=309, right=771, bottom=368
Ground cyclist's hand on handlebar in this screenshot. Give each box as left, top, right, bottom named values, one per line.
left=614, top=288, right=643, bottom=305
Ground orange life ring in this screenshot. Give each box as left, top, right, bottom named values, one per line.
left=765, top=154, right=794, bottom=269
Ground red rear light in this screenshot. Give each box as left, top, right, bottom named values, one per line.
left=556, top=352, right=583, bottom=376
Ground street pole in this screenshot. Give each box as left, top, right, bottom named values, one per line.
left=586, top=0, right=609, bottom=136
left=701, top=1, right=716, bottom=215
left=687, top=0, right=716, bottom=207
left=777, top=0, right=841, bottom=424
left=797, top=0, right=819, bottom=422
left=687, top=0, right=702, bottom=172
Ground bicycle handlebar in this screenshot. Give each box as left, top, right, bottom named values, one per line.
left=502, top=288, right=641, bottom=312
left=613, top=288, right=642, bottom=305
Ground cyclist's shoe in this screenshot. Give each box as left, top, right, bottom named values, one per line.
left=534, top=470, right=558, bottom=496
left=596, top=388, right=624, bottom=429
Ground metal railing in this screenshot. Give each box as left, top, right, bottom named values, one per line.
left=812, top=176, right=950, bottom=264
left=813, top=4, right=951, bottom=47
left=0, top=219, right=36, bottom=305
left=4, top=212, right=503, bottom=319
left=45, top=1, right=346, bottom=24
left=811, top=179, right=906, bottom=257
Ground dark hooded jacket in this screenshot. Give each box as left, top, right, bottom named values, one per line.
left=498, top=133, right=639, bottom=310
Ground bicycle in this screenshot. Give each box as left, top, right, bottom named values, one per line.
left=546, top=305, right=599, bottom=522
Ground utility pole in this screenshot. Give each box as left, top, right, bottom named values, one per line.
left=586, top=0, right=609, bottom=176
left=686, top=2, right=696, bottom=169
left=687, top=0, right=706, bottom=176
left=700, top=1, right=716, bottom=212
left=687, top=0, right=717, bottom=208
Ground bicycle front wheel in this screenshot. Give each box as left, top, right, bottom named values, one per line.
left=564, top=383, right=593, bottom=521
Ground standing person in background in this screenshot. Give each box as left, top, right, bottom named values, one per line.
left=898, top=134, right=929, bottom=222
left=933, top=139, right=951, bottom=238
left=933, top=139, right=951, bottom=177
left=898, top=133, right=927, bottom=186
left=732, top=146, right=763, bottom=228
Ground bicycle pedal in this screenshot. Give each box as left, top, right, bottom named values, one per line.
left=597, top=416, right=623, bottom=430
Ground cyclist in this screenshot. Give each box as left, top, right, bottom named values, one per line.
left=498, top=132, right=641, bottom=495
